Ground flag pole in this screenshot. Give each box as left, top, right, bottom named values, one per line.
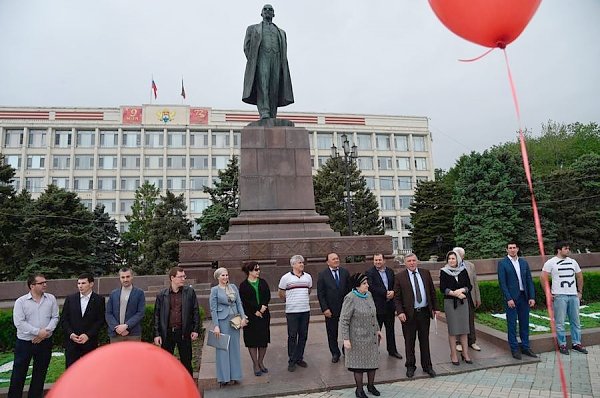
left=150, top=74, right=153, bottom=104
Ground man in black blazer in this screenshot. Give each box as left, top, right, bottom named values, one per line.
left=366, top=253, right=402, bottom=359
left=317, top=252, right=351, bottom=363
left=60, top=273, right=106, bottom=368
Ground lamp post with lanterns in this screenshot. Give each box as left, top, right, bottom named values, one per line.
left=330, top=133, right=358, bottom=235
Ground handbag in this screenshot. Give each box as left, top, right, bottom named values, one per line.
left=230, top=314, right=243, bottom=330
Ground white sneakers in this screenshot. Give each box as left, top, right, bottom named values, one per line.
left=457, top=343, right=482, bottom=351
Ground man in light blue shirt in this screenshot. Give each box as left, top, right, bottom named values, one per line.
left=8, top=273, right=59, bottom=398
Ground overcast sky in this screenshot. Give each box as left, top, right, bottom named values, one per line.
left=0, top=0, right=598, bottom=170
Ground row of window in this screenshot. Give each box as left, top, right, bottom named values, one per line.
left=3, top=130, right=237, bottom=149
left=4, top=154, right=232, bottom=170
left=316, top=133, right=427, bottom=152
left=314, top=155, right=429, bottom=171
left=382, top=215, right=412, bottom=231
left=380, top=195, right=413, bottom=210
left=77, top=198, right=209, bottom=216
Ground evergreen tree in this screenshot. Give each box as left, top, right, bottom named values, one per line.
left=313, top=157, right=383, bottom=236
left=196, top=156, right=239, bottom=240
left=143, top=191, right=192, bottom=274
left=90, top=204, right=121, bottom=276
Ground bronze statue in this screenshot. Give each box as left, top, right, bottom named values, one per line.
left=242, top=4, right=294, bottom=121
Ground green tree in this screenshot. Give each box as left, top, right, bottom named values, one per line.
left=90, top=204, right=121, bottom=275
left=313, top=157, right=383, bottom=236
left=121, top=182, right=160, bottom=273
left=143, top=191, right=192, bottom=274
left=196, top=156, right=239, bottom=240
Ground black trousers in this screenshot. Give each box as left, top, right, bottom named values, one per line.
left=162, top=328, right=193, bottom=376
left=325, top=315, right=341, bottom=357
left=65, top=340, right=97, bottom=368
left=401, top=308, right=432, bottom=371
left=376, top=311, right=398, bottom=354
left=8, top=338, right=52, bottom=398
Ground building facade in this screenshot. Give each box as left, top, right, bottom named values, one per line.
left=0, top=105, right=434, bottom=253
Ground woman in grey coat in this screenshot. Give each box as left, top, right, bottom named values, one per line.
left=339, top=273, right=383, bottom=398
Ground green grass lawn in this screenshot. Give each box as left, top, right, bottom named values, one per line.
left=0, top=352, right=65, bottom=388
left=475, top=301, right=600, bottom=334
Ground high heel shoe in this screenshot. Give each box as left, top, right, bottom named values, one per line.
left=355, top=388, right=368, bottom=398
left=461, top=354, right=473, bottom=364
left=259, top=365, right=269, bottom=373
left=451, top=358, right=460, bottom=366
left=367, top=384, right=381, bottom=396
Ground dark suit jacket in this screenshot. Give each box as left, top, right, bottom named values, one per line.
left=153, top=285, right=199, bottom=341
left=393, top=268, right=439, bottom=319
left=498, top=256, right=535, bottom=302
left=365, top=266, right=395, bottom=315
left=317, top=267, right=351, bottom=317
left=61, top=291, right=106, bottom=348
left=105, top=286, right=146, bottom=337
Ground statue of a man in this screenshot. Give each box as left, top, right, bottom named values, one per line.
left=242, top=4, right=294, bottom=120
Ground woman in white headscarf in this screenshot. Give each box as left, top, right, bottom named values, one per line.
left=209, top=267, right=248, bottom=387
left=439, top=250, right=473, bottom=365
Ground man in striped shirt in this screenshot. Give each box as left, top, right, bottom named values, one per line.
left=278, top=254, right=312, bottom=372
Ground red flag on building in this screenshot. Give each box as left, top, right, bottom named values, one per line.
left=151, top=79, right=158, bottom=99
left=181, top=79, right=186, bottom=99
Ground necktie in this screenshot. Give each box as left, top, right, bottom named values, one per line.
left=413, top=271, right=423, bottom=304
left=333, top=270, right=340, bottom=287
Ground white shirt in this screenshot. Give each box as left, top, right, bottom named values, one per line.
left=542, top=256, right=581, bottom=295
left=278, top=271, right=312, bottom=313
left=408, top=269, right=427, bottom=308
left=80, top=292, right=92, bottom=316
left=13, top=293, right=59, bottom=340
left=508, top=255, right=524, bottom=291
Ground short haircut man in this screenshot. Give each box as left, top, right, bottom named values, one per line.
left=8, top=273, right=59, bottom=398
left=60, top=273, right=106, bottom=368
left=278, top=255, right=312, bottom=372
left=541, top=241, right=587, bottom=354
left=105, top=267, right=146, bottom=342
left=153, top=266, right=200, bottom=376
left=452, top=247, right=482, bottom=352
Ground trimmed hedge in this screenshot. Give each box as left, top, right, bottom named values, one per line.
left=0, top=304, right=205, bottom=353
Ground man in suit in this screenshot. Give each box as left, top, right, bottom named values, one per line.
left=153, top=267, right=200, bottom=376
left=394, top=253, right=439, bottom=378
left=317, top=252, right=351, bottom=363
left=105, top=267, right=146, bottom=342
left=453, top=247, right=482, bottom=352
left=60, top=273, right=106, bottom=368
left=497, top=241, right=537, bottom=359
left=365, top=253, right=402, bottom=359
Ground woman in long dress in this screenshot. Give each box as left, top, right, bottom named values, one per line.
left=209, top=267, right=248, bottom=387
left=239, top=261, right=271, bottom=376
left=339, top=273, right=383, bottom=398
left=439, top=250, right=473, bottom=365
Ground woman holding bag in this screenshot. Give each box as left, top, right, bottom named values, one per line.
left=209, top=267, right=248, bottom=387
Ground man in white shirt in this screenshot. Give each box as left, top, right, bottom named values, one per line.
left=541, top=241, right=587, bottom=355
left=8, top=273, right=59, bottom=398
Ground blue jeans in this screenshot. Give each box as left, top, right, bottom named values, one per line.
left=553, top=294, right=581, bottom=346
left=505, top=291, right=530, bottom=351
left=286, top=311, right=310, bottom=364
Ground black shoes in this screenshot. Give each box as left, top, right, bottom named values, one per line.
left=559, top=345, right=569, bottom=355
left=572, top=344, right=588, bottom=354
left=332, top=355, right=340, bottom=363
left=461, top=354, right=473, bottom=364
left=287, top=363, right=296, bottom=372
left=406, top=368, right=415, bottom=378
left=355, top=388, right=368, bottom=398
left=389, top=352, right=403, bottom=359
left=296, top=360, right=308, bottom=368
left=367, top=384, right=381, bottom=396
left=425, top=368, right=437, bottom=378
left=521, top=348, right=538, bottom=358
left=511, top=350, right=522, bottom=360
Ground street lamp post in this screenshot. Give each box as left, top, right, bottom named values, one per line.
left=331, top=133, right=358, bottom=235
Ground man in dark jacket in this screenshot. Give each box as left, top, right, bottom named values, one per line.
left=105, top=267, right=146, bottom=342
left=153, top=266, right=199, bottom=376
left=60, top=273, right=105, bottom=368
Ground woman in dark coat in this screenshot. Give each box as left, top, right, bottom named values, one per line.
left=238, top=261, right=271, bottom=376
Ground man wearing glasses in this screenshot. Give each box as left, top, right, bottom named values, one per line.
left=153, top=266, right=200, bottom=376
left=8, top=274, right=59, bottom=398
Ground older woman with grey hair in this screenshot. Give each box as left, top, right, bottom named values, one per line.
left=210, top=267, right=248, bottom=387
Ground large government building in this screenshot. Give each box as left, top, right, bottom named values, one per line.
left=0, top=105, right=434, bottom=253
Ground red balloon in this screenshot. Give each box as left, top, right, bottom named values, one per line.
left=47, top=342, right=201, bottom=398
left=428, top=0, right=541, bottom=48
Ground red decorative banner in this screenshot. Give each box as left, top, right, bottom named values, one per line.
left=122, top=107, right=143, bottom=125
left=190, top=108, right=209, bottom=124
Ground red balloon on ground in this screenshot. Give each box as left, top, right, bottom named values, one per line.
left=47, top=342, right=201, bottom=398
left=428, top=0, right=542, bottom=48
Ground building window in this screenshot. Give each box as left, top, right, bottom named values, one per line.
left=190, top=198, right=209, bottom=213
left=120, top=178, right=140, bottom=191
left=4, top=129, right=24, bottom=147
left=144, top=177, right=163, bottom=190
left=189, top=176, right=209, bottom=190
left=190, top=132, right=208, bottom=147
left=394, top=135, right=409, bottom=151
left=413, top=136, right=426, bottom=152
left=122, top=132, right=141, bottom=147
left=364, top=176, right=375, bottom=190
left=167, top=156, right=186, bottom=169
left=317, top=156, right=329, bottom=168
left=415, top=157, right=428, bottom=171
left=379, top=176, right=394, bottom=190
left=52, top=155, right=70, bottom=170
left=74, top=177, right=93, bottom=191
left=377, top=157, right=393, bottom=170
left=233, top=132, right=241, bottom=148
left=397, top=176, right=412, bottom=190
left=76, top=131, right=95, bottom=147
left=416, top=176, right=429, bottom=185
left=167, top=177, right=186, bottom=190
left=392, top=237, right=399, bottom=252
left=98, top=156, right=118, bottom=169
left=190, top=156, right=209, bottom=169
left=121, top=156, right=140, bottom=169
left=5, top=155, right=21, bottom=169
left=25, top=177, right=44, bottom=192
left=357, top=156, right=373, bottom=170
left=119, top=222, right=130, bottom=233
left=212, top=156, right=230, bottom=170
left=120, top=200, right=134, bottom=215
left=144, top=156, right=163, bottom=169
left=380, top=196, right=396, bottom=210
left=401, top=216, right=412, bottom=230
left=75, top=155, right=94, bottom=169
left=167, top=132, right=186, bottom=147
left=51, top=177, right=69, bottom=190
left=97, top=178, right=117, bottom=191
left=317, top=133, right=333, bottom=150
left=54, top=131, right=72, bottom=148
left=28, top=130, right=47, bottom=148
left=399, top=195, right=413, bottom=209
left=376, top=134, right=390, bottom=150
left=402, top=237, right=413, bottom=251
left=26, top=155, right=45, bottom=169
left=99, top=131, right=118, bottom=148
left=383, top=216, right=397, bottom=231
left=145, top=131, right=164, bottom=147
left=356, top=134, right=372, bottom=150
left=97, top=200, right=116, bottom=214
left=81, top=200, right=93, bottom=211
left=12, top=179, right=21, bottom=192
left=396, top=157, right=410, bottom=170
left=212, top=132, right=230, bottom=148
